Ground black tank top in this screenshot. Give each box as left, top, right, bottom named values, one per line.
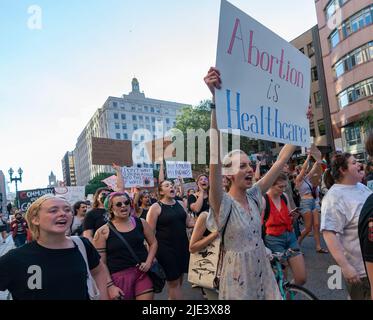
left=140, top=208, right=149, bottom=220
left=106, top=217, right=148, bottom=274
left=156, top=200, right=188, bottom=247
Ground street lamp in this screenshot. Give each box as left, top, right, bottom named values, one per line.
left=8, top=167, right=23, bottom=208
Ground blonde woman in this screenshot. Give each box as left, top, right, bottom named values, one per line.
left=93, top=192, right=157, bottom=300
left=205, top=67, right=298, bottom=300
left=0, top=195, right=108, bottom=300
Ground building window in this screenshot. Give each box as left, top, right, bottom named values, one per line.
left=333, top=42, right=373, bottom=78
left=317, top=120, right=326, bottom=136
left=307, top=43, right=315, bottom=57
left=144, top=106, right=149, bottom=112
left=122, top=124, right=127, bottom=130
left=113, top=101, right=118, bottom=108
left=166, top=118, right=170, bottom=124
left=121, top=114, right=126, bottom=120
left=151, top=107, right=155, bottom=113
left=310, top=127, right=316, bottom=137
left=344, top=125, right=361, bottom=147
left=116, top=133, right=121, bottom=140
left=146, top=125, right=150, bottom=130
left=310, top=121, right=315, bottom=137
left=156, top=108, right=161, bottom=113
left=329, top=29, right=340, bottom=49
left=339, top=5, right=373, bottom=43
left=314, top=91, right=322, bottom=108
left=311, top=67, right=318, bottom=82
left=132, top=106, right=136, bottom=111
left=114, top=113, right=119, bottom=120
left=152, top=126, right=156, bottom=131
left=133, top=124, right=138, bottom=130
left=132, top=115, right=137, bottom=121
left=115, top=123, right=120, bottom=130
left=151, top=117, right=155, bottom=123
left=337, top=77, right=373, bottom=108
left=145, top=116, right=149, bottom=122
left=139, top=115, right=143, bottom=121
left=123, top=133, right=128, bottom=140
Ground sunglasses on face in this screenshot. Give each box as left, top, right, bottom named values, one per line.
left=114, top=200, right=131, bottom=208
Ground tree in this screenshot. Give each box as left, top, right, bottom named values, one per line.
left=174, top=100, right=259, bottom=173
left=85, top=172, right=113, bottom=196
left=359, top=109, right=373, bottom=134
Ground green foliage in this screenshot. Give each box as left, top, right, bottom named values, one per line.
left=85, top=172, right=113, bottom=196
left=359, top=109, right=373, bottom=133
left=174, top=100, right=260, bottom=173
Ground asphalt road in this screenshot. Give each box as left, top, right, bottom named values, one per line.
left=155, top=235, right=349, bottom=300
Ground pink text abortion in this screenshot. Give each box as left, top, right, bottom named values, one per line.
left=227, top=18, right=304, bottom=89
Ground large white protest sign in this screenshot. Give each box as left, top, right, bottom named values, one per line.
left=215, top=0, right=311, bottom=147
left=54, top=186, right=85, bottom=205
left=166, top=161, right=193, bottom=179
left=122, top=167, right=155, bottom=188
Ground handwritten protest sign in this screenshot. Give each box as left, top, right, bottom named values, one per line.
left=91, top=137, right=133, bottom=166
left=166, top=161, right=193, bottom=179
left=122, top=167, right=154, bottom=188
left=215, top=0, right=311, bottom=147
left=54, top=186, right=85, bottom=205
left=101, top=175, right=118, bottom=191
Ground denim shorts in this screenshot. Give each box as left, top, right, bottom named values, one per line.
left=265, top=231, right=301, bottom=258
left=300, top=198, right=320, bottom=214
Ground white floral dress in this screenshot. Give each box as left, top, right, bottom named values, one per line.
left=210, top=184, right=281, bottom=300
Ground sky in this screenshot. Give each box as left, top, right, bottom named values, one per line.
left=0, top=0, right=317, bottom=192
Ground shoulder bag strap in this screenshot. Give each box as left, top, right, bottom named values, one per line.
left=221, top=202, right=233, bottom=248
left=107, top=221, right=142, bottom=264
left=71, top=236, right=90, bottom=272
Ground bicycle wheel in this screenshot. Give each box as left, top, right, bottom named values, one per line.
left=285, top=284, right=318, bottom=300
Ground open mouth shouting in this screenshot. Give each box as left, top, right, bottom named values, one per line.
left=55, top=219, right=68, bottom=227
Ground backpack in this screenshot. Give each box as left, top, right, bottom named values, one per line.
left=262, top=193, right=288, bottom=239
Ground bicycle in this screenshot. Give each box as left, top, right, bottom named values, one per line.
left=270, top=249, right=318, bottom=300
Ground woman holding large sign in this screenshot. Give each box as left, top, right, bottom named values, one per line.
left=205, top=67, right=297, bottom=300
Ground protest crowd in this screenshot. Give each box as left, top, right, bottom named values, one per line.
left=0, top=66, right=372, bottom=301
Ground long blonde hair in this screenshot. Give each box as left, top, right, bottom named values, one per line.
left=222, top=149, right=248, bottom=189
left=25, top=195, right=69, bottom=240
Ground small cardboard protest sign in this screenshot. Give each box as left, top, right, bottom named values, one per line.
left=91, top=137, right=133, bottom=166
left=101, top=175, right=118, bottom=191
left=144, top=137, right=176, bottom=162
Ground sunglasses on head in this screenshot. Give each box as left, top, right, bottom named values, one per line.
left=114, top=200, right=131, bottom=208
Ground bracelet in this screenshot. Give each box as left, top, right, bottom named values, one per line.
left=209, top=102, right=216, bottom=109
